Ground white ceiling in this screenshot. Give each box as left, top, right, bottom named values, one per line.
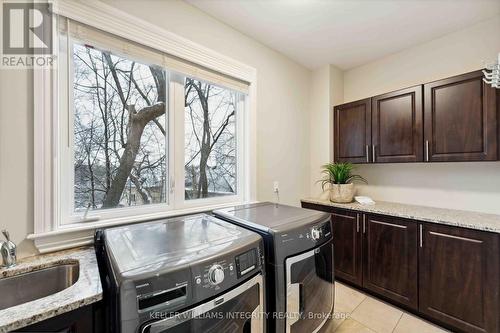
left=186, top=0, right=500, bottom=70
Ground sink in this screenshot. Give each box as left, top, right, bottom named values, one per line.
left=0, top=262, right=79, bottom=310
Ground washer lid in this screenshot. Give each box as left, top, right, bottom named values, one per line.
left=103, top=214, right=256, bottom=275
left=214, top=202, right=328, bottom=233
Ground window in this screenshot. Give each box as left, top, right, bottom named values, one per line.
left=52, top=17, right=250, bottom=227
left=73, top=43, right=168, bottom=212
left=184, top=78, right=238, bottom=200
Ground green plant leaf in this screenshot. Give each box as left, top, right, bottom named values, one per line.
left=318, top=162, right=367, bottom=186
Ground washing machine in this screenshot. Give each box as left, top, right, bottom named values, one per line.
left=95, top=213, right=265, bottom=333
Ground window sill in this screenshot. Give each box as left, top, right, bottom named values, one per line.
left=28, top=201, right=257, bottom=254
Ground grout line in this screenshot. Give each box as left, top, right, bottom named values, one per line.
left=354, top=318, right=376, bottom=333
left=349, top=293, right=368, bottom=315
left=391, top=312, right=404, bottom=333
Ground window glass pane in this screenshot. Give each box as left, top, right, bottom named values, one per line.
left=184, top=78, right=237, bottom=200
left=73, top=43, right=167, bottom=212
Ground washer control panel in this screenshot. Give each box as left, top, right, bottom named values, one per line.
left=191, top=245, right=263, bottom=300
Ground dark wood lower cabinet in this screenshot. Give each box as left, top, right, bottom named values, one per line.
left=331, top=210, right=363, bottom=286
left=302, top=202, right=365, bottom=287
left=301, top=201, right=500, bottom=333
left=419, top=223, right=500, bottom=333
left=15, top=302, right=104, bottom=333
left=363, top=214, right=418, bottom=310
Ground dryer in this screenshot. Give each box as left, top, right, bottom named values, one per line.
left=214, top=202, right=334, bottom=333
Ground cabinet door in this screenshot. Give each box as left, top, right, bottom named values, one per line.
left=419, top=224, right=500, bottom=333
left=334, top=99, right=372, bottom=163
left=16, top=305, right=95, bottom=332
left=372, top=86, right=423, bottom=163
left=363, top=215, right=418, bottom=310
left=331, top=210, right=363, bottom=286
left=497, top=89, right=500, bottom=158
left=424, top=71, right=497, bottom=161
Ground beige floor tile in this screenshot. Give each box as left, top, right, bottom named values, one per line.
left=320, top=315, right=347, bottom=333
left=393, top=313, right=449, bottom=333
left=334, top=318, right=376, bottom=333
left=350, top=297, right=403, bottom=333
left=334, top=282, right=367, bottom=314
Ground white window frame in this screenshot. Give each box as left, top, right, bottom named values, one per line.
left=30, top=0, right=257, bottom=253
left=59, top=37, right=175, bottom=227
left=171, top=73, right=246, bottom=210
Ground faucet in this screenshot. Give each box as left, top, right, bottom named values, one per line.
left=1, top=230, right=16, bottom=268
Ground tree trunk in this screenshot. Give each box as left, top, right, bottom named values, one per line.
left=195, top=83, right=211, bottom=198
left=129, top=172, right=150, bottom=204
left=100, top=58, right=165, bottom=208
left=102, top=102, right=165, bottom=208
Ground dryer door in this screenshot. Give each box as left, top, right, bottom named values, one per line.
left=286, top=240, right=334, bottom=333
left=140, top=275, right=263, bottom=333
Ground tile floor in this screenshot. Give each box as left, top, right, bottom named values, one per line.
left=320, top=282, right=450, bottom=333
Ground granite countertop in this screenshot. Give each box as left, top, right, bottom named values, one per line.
left=301, top=198, right=500, bottom=234
left=0, top=246, right=102, bottom=332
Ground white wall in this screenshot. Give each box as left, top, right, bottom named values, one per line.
left=344, top=15, right=500, bottom=102
left=343, top=15, right=500, bottom=214
left=308, top=65, right=344, bottom=198
left=308, top=65, right=331, bottom=197
left=0, top=69, right=37, bottom=258
left=103, top=0, right=312, bottom=206
left=2, top=2, right=499, bottom=259
left=0, top=0, right=313, bottom=258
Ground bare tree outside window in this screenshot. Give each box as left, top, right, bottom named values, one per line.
left=73, top=43, right=167, bottom=211
left=184, top=78, right=237, bottom=200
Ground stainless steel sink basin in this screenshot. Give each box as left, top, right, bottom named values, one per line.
left=0, top=262, right=79, bottom=310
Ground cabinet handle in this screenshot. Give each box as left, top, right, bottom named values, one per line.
left=419, top=224, right=423, bottom=247
left=363, top=215, right=366, bottom=234
left=366, top=145, right=369, bottom=163
left=356, top=214, right=360, bottom=233
left=372, top=145, right=376, bottom=163
left=429, top=231, right=482, bottom=243
left=425, top=140, right=429, bottom=162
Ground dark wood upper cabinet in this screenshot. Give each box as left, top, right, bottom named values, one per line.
left=424, top=71, right=498, bottom=162
left=419, top=223, right=500, bottom=333
left=497, top=89, right=500, bottom=157
left=331, top=210, right=363, bottom=286
left=334, top=98, right=371, bottom=163
left=372, top=86, right=423, bottom=163
left=333, top=70, right=499, bottom=164
left=363, top=215, right=418, bottom=310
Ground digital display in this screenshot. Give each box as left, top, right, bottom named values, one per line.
left=236, top=249, right=257, bottom=277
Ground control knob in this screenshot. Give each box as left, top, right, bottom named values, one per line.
left=208, top=265, right=225, bottom=285
left=311, top=227, right=322, bottom=241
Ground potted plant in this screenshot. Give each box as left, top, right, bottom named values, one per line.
left=319, top=163, right=366, bottom=203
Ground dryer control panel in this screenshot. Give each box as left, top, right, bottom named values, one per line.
left=276, top=217, right=332, bottom=257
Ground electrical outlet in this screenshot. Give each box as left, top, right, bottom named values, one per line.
left=273, top=181, right=279, bottom=193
